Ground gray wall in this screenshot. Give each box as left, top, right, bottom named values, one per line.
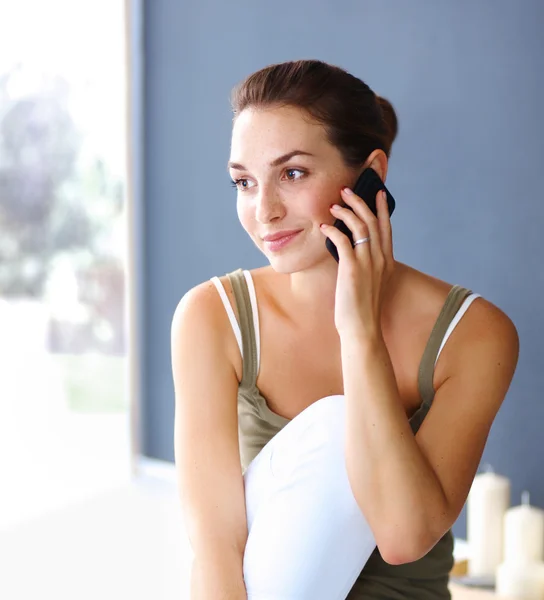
left=141, top=0, right=544, bottom=538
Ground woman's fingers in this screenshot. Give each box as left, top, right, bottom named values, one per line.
left=320, top=221, right=370, bottom=269
left=340, top=187, right=380, bottom=239
left=339, top=187, right=392, bottom=267
left=329, top=204, right=369, bottom=244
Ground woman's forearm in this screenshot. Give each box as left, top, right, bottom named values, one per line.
left=340, top=333, right=448, bottom=563
left=191, top=550, right=247, bottom=600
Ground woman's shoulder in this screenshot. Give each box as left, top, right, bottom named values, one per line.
left=398, top=261, right=513, bottom=325
left=404, top=260, right=515, bottom=327
left=173, top=274, right=245, bottom=381
left=172, top=277, right=233, bottom=339
left=397, top=262, right=518, bottom=380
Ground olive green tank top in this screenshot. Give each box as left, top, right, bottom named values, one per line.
left=220, top=268, right=476, bottom=600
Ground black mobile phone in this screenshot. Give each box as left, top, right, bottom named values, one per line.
left=325, top=168, right=396, bottom=263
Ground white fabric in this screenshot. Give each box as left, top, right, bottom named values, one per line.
left=435, top=293, right=481, bottom=366
left=243, top=394, right=376, bottom=599
left=243, top=270, right=261, bottom=373
left=211, top=276, right=243, bottom=355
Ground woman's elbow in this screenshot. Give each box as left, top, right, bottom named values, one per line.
left=377, top=527, right=435, bottom=566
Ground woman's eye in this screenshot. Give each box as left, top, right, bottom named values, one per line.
left=285, top=168, right=305, bottom=181
left=231, top=178, right=255, bottom=191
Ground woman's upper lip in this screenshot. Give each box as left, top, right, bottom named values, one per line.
left=262, top=229, right=302, bottom=242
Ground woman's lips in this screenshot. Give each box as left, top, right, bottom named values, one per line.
left=263, top=230, right=302, bottom=251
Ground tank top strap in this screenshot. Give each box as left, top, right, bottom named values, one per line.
left=410, top=284, right=474, bottom=434
left=225, top=268, right=258, bottom=390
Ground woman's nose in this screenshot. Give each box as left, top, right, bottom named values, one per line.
left=255, top=188, right=285, bottom=223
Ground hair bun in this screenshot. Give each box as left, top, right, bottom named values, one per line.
left=376, top=95, right=398, bottom=151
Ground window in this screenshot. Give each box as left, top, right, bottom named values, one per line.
left=0, top=0, right=132, bottom=529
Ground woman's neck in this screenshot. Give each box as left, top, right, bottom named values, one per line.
left=270, top=259, right=406, bottom=332
left=288, top=259, right=339, bottom=318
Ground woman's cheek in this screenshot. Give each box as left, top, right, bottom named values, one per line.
left=306, top=190, right=337, bottom=223
left=237, top=200, right=254, bottom=234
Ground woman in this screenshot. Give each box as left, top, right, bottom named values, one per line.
left=171, top=59, right=519, bottom=599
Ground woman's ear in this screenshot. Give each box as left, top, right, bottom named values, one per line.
left=362, top=149, right=388, bottom=182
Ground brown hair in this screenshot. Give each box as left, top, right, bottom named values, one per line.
left=230, top=59, right=398, bottom=168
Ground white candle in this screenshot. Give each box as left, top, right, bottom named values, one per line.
left=504, top=492, right=544, bottom=564
left=496, top=560, right=544, bottom=600
left=467, top=466, right=511, bottom=576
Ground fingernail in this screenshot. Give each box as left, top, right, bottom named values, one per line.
left=342, top=187, right=353, bottom=195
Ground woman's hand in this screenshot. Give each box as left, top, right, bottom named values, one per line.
left=320, top=187, right=395, bottom=340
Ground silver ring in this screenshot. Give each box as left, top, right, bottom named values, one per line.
left=353, top=237, right=370, bottom=247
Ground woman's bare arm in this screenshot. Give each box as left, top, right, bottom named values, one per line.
left=341, top=297, right=519, bottom=565
left=171, top=281, right=248, bottom=599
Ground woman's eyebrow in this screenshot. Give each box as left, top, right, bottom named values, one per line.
left=227, top=150, right=315, bottom=172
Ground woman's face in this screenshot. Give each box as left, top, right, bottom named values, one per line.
left=228, top=105, right=357, bottom=273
